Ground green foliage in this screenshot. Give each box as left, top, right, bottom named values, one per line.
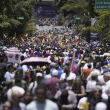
left=52, top=0, right=67, bottom=13
left=0, top=0, right=37, bottom=38
left=87, top=11, right=110, bottom=41
left=60, top=0, right=88, bottom=15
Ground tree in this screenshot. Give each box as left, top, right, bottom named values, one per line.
left=87, top=11, right=110, bottom=41
left=0, top=0, right=37, bottom=38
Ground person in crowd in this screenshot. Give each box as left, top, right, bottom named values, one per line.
left=1, top=80, right=13, bottom=103
left=12, top=91, right=26, bottom=110
left=74, top=76, right=86, bottom=102
left=86, top=72, right=99, bottom=91
left=24, top=91, right=32, bottom=105
left=60, top=66, right=76, bottom=81
left=80, top=63, right=93, bottom=88
left=26, top=83, right=59, bottom=110
left=4, top=64, right=15, bottom=81
left=55, top=82, right=77, bottom=110
left=89, top=85, right=108, bottom=110
left=29, top=72, right=43, bottom=94
left=77, top=89, right=93, bottom=110
left=55, top=82, right=60, bottom=91
left=87, top=64, right=102, bottom=82
left=44, top=66, right=52, bottom=80
left=102, top=72, right=110, bottom=96
left=46, top=69, right=60, bottom=95
left=2, top=101, right=13, bottom=110
left=66, top=77, right=74, bottom=91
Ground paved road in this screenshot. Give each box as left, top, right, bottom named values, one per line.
left=36, top=25, right=52, bottom=32
left=36, top=24, right=63, bottom=31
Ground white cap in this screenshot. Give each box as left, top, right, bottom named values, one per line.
left=36, top=72, right=43, bottom=77
left=50, top=62, right=56, bottom=66
left=67, top=77, right=73, bottom=81
left=26, top=49, right=29, bottom=51
left=52, top=70, right=58, bottom=76
left=95, top=102, right=107, bottom=110
left=29, top=48, right=31, bottom=50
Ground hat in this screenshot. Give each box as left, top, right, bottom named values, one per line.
left=17, top=66, right=23, bottom=73
left=60, top=83, right=69, bottom=92
left=36, top=72, right=43, bottom=77
left=52, top=70, right=58, bottom=76
left=42, top=66, right=46, bottom=70
left=67, top=77, right=73, bottom=81
left=103, top=69, right=108, bottom=73
left=95, top=64, right=100, bottom=69
left=50, top=62, right=56, bottom=66
left=104, top=61, right=108, bottom=65
left=95, top=102, right=107, bottom=110
left=76, top=59, right=79, bottom=62
left=26, top=49, right=29, bottom=51
left=81, top=61, right=86, bottom=64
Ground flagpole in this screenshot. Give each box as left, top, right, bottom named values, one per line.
left=70, top=49, right=76, bottom=72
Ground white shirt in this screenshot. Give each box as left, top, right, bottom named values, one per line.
left=60, top=72, right=76, bottom=81
left=102, top=80, right=110, bottom=95
left=98, top=75, right=104, bottom=84
left=26, top=99, right=59, bottom=110
left=83, top=63, right=93, bottom=70
left=22, top=65, right=28, bottom=72
left=86, top=80, right=97, bottom=91
left=87, top=69, right=101, bottom=82
left=4, top=71, right=15, bottom=81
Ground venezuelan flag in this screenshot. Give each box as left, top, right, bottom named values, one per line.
left=38, top=36, right=45, bottom=40
left=59, top=41, right=64, bottom=48
left=72, top=60, right=78, bottom=73
left=75, top=35, right=78, bottom=42
left=56, top=42, right=61, bottom=48
left=37, top=35, right=44, bottom=37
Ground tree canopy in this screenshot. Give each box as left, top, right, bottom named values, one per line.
left=0, top=0, right=37, bottom=38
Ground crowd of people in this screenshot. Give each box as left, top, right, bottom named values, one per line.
left=0, top=27, right=110, bottom=110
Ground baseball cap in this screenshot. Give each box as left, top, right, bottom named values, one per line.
left=81, top=61, right=86, bottom=64
left=60, top=83, right=69, bottom=92
left=52, top=70, right=58, bottom=76
left=96, top=64, right=100, bottom=69
left=67, top=77, right=73, bottom=81
left=36, top=72, right=43, bottom=77
left=26, top=49, right=29, bottom=51
left=103, top=61, right=108, bottom=65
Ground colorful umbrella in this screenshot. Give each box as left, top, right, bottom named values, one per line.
left=21, top=57, right=49, bottom=66
left=91, top=41, right=97, bottom=45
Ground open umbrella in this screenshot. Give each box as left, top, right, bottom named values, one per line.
left=21, top=57, right=49, bottom=66
left=91, top=41, right=97, bottom=45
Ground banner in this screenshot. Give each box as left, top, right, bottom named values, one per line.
left=7, top=52, right=21, bottom=63
left=35, top=5, right=56, bottom=17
